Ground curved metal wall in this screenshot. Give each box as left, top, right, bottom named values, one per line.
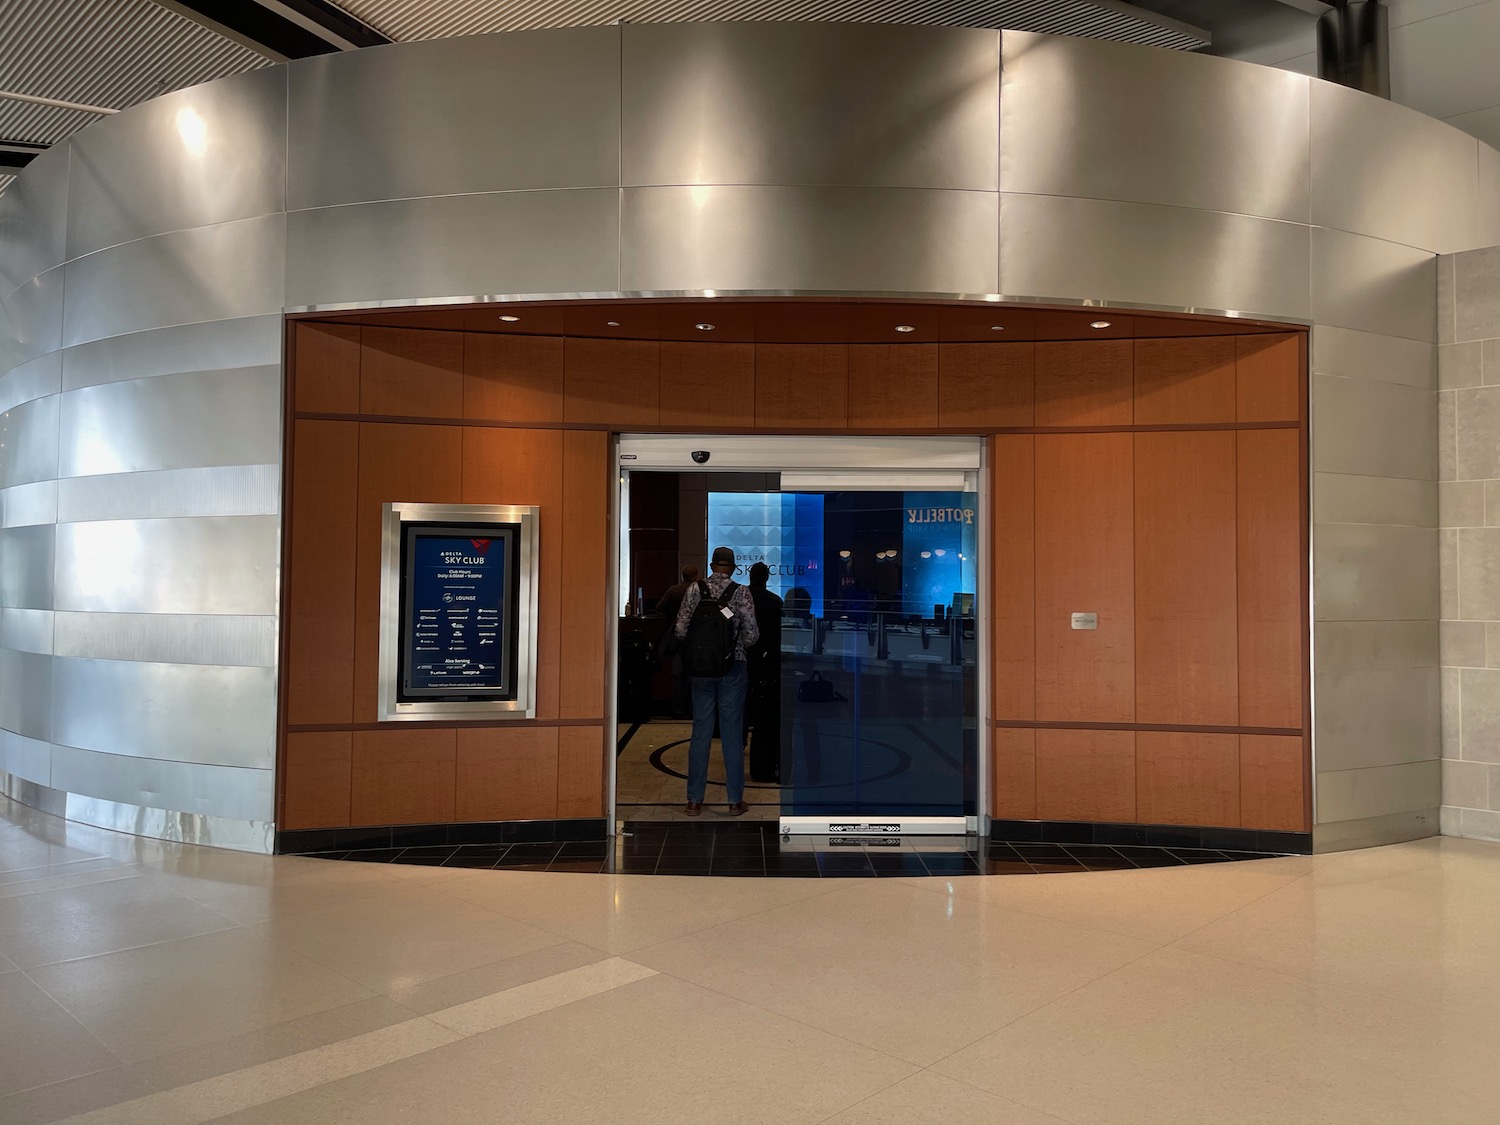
left=2, top=22, right=1495, bottom=850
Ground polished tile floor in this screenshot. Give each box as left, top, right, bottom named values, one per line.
left=615, top=720, right=781, bottom=822
left=4, top=793, right=1500, bottom=1124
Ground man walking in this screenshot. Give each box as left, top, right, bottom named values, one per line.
left=674, top=546, right=759, bottom=815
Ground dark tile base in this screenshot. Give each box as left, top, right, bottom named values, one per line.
left=294, top=821, right=1297, bottom=877
left=988, top=818, right=1311, bottom=856
left=276, top=818, right=609, bottom=856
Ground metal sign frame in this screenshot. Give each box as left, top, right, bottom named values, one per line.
left=378, top=502, right=540, bottom=721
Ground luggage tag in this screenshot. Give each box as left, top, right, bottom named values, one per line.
left=720, top=606, right=734, bottom=619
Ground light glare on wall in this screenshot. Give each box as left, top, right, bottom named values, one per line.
left=175, top=107, right=208, bottom=156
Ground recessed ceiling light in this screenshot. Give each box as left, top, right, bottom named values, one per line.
left=990, top=325, right=1005, bottom=332
left=498, top=314, right=520, bottom=322
left=605, top=321, right=621, bottom=327
left=1090, top=320, right=1112, bottom=329
left=695, top=322, right=715, bottom=331
left=895, top=325, right=916, bottom=333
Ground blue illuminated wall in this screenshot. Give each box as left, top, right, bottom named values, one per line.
left=707, top=492, right=825, bottom=616
left=901, top=491, right=979, bottom=616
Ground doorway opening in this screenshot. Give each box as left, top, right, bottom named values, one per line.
left=613, top=435, right=984, bottom=837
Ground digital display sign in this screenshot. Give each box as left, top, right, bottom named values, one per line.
left=399, top=523, right=518, bottom=702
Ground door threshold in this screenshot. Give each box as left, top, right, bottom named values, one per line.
left=779, top=815, right=970, bottom=836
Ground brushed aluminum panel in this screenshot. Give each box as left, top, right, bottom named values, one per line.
left=0, top=770, right=64, bottom=816
left=1000, top=30, right=1310, bottom=223
left=1311, top=326, right=1434, bottom=388
left=284, top=190, right=619, bottom=308
left=0, top=648, right=52, bottom=740
left=0, top=481, right=58, bottom=529
left=1316, top=760, right=1442, bottom=824
left=61, top=214, right=286, bottom=348
left=621, top=186, right=999, bottom=296
left=287, top=28, right=620, bottom=209
left=0, top=351, right=62, bottom=414
left=1313, top=522, right=1439, bottom=621
left=999, top=193, right=1311, bottom=321
left=63, top=790, right=273, bottom=853
left=1311, top=226, right=1438, bottom=343
left=623, top=23, right=998, bottom=191
left=0, top=525, right=55, bottom=610
left=0, top=608, right=53, bottom=655
left=58, top=368, right=280, bottom=478
left=1315, top=666, right=1441, bottom=771
left=1480, top=143, right=1500, bottom=250
left=54, top=516, right=278, bottom=615
left=0, top=733, right=51, bottom=788
left=0, top=142, right=70, bottom=294
left=1312, top=375, right=1436, bottom=481
left=47, top=744, right=274, bottom=822
left=58, top=464, right=279, bottom=523
left=53, top=611, right=275, bottom=667
left=1312, top=81, right=1482, bottom=255
left=1, top=267, right=65, bottom=365
left=61, top=315, right=282, bottom=392
left=67, top=69, right=287, bottom=261
left=51, top=657, right=275, bottom=769
left=0, top=394, right=59, bottom=489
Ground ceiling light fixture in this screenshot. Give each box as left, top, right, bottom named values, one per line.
left=695, top=322, right=715, bottom=331
left=498, top=315, right=520, bottom=322
left=895, top=325, right=916, bottom=333
left=990, top=326, right=1005, bottom=332
left=1090, top=320, right=1112, bottom=329
left=606, top=320, right=621, bottom=327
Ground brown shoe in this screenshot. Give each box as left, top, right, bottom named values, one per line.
left=684, top=801, right=703, bottom=816
left=727, top=801, right=749, bottom=816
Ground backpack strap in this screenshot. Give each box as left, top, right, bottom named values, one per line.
left=715, top=581, right=739, bottom=607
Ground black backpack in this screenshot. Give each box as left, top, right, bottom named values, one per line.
left=680, top=580, right=740, bottom=677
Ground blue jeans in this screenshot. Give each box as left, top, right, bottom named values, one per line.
left=687, top=660, right=748, bottom=804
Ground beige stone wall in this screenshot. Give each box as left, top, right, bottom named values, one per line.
left=1439, top=245, right=1500, bottom=842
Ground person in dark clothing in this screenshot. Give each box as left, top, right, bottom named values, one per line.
left=654, top=565, right=700, bottom=620
left=744, top=561, right=783, bottom=784
left=655, top=565, right=699, bottom=717
left=674, top=547, right=758, bottom=815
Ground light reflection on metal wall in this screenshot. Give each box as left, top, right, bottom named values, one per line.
left=1, top=23, right=1496, bottom=851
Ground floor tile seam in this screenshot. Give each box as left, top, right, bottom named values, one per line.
left=0, top=854, right=129, bottom=880
left=11, top=962, right=136, bottom=1077
left=1153, top=866, right=1325, bottom=951
left=229, top=922, right=395, bottom=1005
left=915, top=1063, right=1082, bottom=1123
left=615, top=956, right=934, bottom=1072
left=0, top=1063, right=134, bottom=1107
left=0, top=866, right=148, bottom=899
left=415, top=877, right=615, bottom=952
left=808, top=1067, right=938, bottom=1125
left=7, top=913, right=249, bottom=974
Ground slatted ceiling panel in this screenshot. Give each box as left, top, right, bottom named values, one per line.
left=0, top=0, right=269, bottom=146
left=341, top=0, right=1207, bottom=48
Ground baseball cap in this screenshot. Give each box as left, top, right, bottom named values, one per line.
left=710, top=546, right=736, bottom=568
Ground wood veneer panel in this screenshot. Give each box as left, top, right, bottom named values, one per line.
left=1035, top=729, right=1135, bottom=822
left=350, top=728, right=457, bottom=825
left=1236, top=428, right=1303, bottom=729
left=939, top=343, right=1035, bottom=428
left=558, top=726, right=606, bottom=818
left=992, top=727, right=1037, bottom=818
left=990, top=435, right=1035, bottom=720
left=1133, top=337, right=1236, bottom=425
left=462, top=427, right=564, bottom=719
left=281, top=731, right=352, bottom=829
left=755, top=344, right=848, bottom=428
left=1239, top=734, right=1308, bottom=831
left=1034, top=341, right=1132, bottom=427
left=1134, top=431, right=1239, bottom=726
left=294, top=322, right=360, bottom=414
left=455, top=727, right=559, bottom=821
left=560, top=430, right=609, bottom=719
left=847, top=344, right=938, bottom=428
left=286, top=420, right=359, bottom=725
left=351, top=424, right=464, bottom=722
left=563, top=338, right=660, bottom=425
left=1033, top=433, right=1135, bottom=723
left=360, top=327, right=464, bottom=419
left=1236, top=333, right=1302, bottom=423
left=659, top=342, right=755, bottom=427
left=1136, top=731, right=1239, bottom=827
left=463, top=333, right=563, bottom=423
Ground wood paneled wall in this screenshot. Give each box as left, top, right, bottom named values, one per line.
left=280, top=321, right=1307, bottom=834
left=988, top=333, right=1309, bottom=832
